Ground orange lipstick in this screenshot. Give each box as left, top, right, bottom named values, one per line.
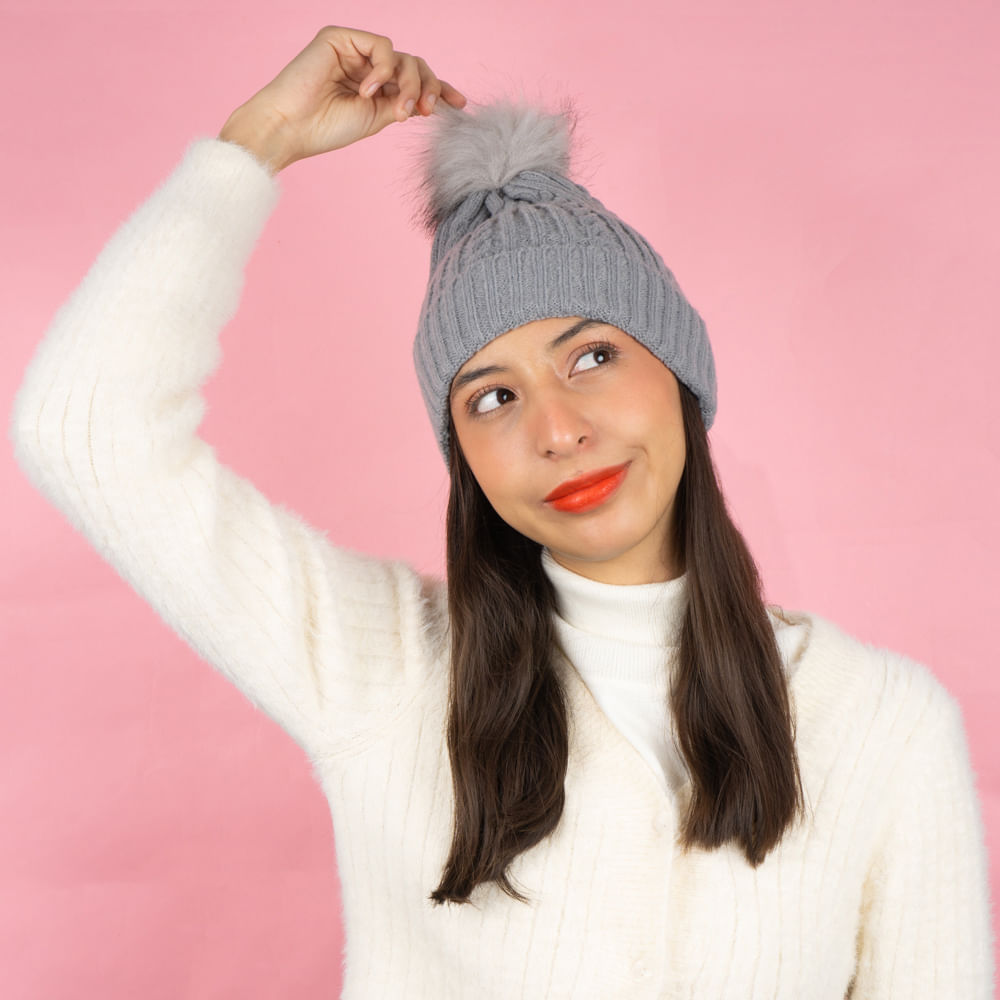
left=544, top=462, right=630, bottom=514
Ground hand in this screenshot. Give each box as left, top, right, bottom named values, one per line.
left=218, top=26, right=468, bottom=173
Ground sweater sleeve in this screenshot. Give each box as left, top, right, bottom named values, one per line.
left=9, top=137, right=443, bottom=760
left=850, top=682, right=996, bottom=998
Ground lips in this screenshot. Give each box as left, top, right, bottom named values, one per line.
left=544, top=462, right=631, bottom=513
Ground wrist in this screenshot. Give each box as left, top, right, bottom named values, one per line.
left=218, top=106, right=295, bottom=175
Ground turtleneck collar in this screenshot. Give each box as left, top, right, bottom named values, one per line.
left=540, top=548, right=808, bottom=683
left=541, top=548, right=688, bottom=647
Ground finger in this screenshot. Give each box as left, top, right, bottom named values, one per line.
left=410, top=61, right=467, bottom=115
left=408, top=57, right=441, bottom=115
left=390, top=52, right=423, bottom=121
left=352, top=33, right=399, bottom=98
left=314, top=26, right=386, bottom=84
left=438, top=79, right=468, bottom=109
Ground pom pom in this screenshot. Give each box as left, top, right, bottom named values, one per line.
left=413, top=97, right=578, bottom=234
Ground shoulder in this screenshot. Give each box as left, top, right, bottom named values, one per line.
left=774, top=608, right=965, bottom=781
left=778, top=607, right=955, bottom=713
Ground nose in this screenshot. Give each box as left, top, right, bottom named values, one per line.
left=530, top=389, right=594, bottom=458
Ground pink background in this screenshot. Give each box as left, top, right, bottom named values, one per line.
left=2, top=1, right=998, bottom=994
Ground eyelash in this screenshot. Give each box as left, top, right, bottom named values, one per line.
left=465, top=383, right=514, bottom=417
left=574, top=340, right=620, bottom=370
left=464, top=340, right=621, bottom=417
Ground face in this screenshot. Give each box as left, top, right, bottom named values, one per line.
left=449, top=316, right=686, bottom=585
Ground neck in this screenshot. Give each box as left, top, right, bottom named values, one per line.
left=545, top=547, right=683, bottom=586
left=541, top=548, right=688, bottom=644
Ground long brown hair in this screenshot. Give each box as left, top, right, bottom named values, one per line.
left=431, top=381, right=805, bottom=905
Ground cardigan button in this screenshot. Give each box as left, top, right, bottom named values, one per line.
left=631, top=957, right=652, bottom=980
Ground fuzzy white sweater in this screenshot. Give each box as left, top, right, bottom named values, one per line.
left=9, top=137, right=995, bottom=999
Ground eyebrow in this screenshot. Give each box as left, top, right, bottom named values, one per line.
left=450, top=318, right=606, bottom=398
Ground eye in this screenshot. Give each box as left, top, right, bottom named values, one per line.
left=571, top=342, right=619, bottom=374
left=469, top=386, right=517, bottom=416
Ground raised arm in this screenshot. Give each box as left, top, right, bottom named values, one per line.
left=9, top=27, right=466, bottom=760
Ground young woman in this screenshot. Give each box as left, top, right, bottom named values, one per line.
left=10, top=24, right=994, bottom=1000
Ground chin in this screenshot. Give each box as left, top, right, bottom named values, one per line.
left=525, top=503, right=675, bottom=580
left=541, top=528, right=661, bottom=570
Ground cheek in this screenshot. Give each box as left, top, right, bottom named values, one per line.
left=455, top=430, right=518, bottom=512
left=454, top=411, right=528, bottom=488
left=613, top=393, right=681, bottom=448
left=616, top=382, right=685, bottom=479
left=463, top=446, right=541, bottom=540
left=470, top=466, right=506, bottom=511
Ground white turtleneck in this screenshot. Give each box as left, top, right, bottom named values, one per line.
left=11, top=136, right=992, bottom=998
left=541, top=548, right=808, bottom=796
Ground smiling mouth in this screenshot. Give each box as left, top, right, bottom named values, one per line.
left=544, top=462, right=631, bottom=513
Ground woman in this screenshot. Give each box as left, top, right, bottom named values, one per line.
left=10, top=24, right=994, bottom=999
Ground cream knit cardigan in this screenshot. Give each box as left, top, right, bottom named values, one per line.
left=9, top=137, right=995, bottom=999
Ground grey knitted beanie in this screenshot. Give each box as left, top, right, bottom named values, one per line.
left=412, top=98, right=717, bottom=461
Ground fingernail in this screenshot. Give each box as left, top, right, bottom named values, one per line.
left=364, top=81, right=379, bottom=97
left=427, top=94, right=437, bottom=110
left=404, top=99, right=415, bottom=115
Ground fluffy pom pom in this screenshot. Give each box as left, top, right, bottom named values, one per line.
left=414, top=97, right=578, bottom=234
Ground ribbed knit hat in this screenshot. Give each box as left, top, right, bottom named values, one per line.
left=412, top=98, right=716, bottom=461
